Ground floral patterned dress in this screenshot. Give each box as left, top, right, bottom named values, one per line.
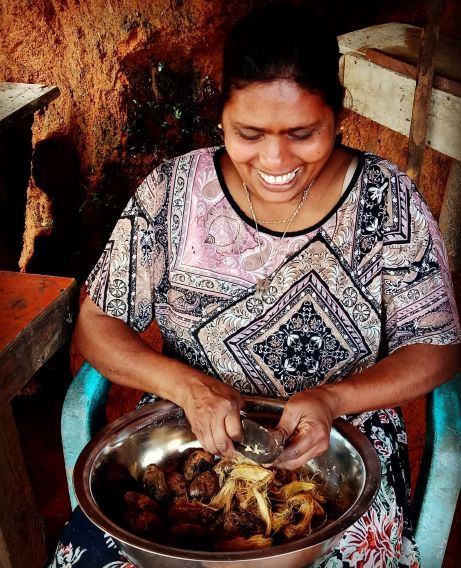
left=49, top=146, right=460, bottom=568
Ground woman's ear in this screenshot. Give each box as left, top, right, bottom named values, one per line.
left=337, top=107, right=349, bottom=128
left=335, top=107, right=351, bottom=137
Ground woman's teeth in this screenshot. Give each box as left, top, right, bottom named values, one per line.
left=256, top=167, right=300, bottom=185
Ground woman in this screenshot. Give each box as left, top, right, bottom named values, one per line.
left=51, top=3, right=460, bottom=567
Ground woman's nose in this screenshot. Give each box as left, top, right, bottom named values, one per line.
left=260, top=136, right=290, bottom=170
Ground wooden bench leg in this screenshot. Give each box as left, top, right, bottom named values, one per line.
left=0, top=404, right=47, bottom=568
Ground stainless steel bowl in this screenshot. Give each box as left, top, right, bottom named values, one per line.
left=74, top=396, right=380, bottom=568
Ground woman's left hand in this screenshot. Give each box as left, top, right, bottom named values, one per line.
left=272, top=387, right=338, bottom=470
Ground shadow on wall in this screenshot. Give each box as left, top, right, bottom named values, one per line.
left=27, top=135, right=86, bottom=281
left=0, top=117, right=34, bottom=270
left=75, top=53, right=225, bottom=262
left=119, top=54, right=223, bottom=160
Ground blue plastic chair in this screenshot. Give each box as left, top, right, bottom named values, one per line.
left=62, top=362, right=461, bottom=567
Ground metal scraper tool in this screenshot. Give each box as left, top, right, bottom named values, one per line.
left=234, top=416, right=284, bottom=464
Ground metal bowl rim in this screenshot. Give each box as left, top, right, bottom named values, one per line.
left=74, top=397, right=381, bottom=561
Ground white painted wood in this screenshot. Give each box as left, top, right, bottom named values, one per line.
left=0, top=82, right=59, bottom=132
left=337, top=24, right=461, bottom=161
left=338, top=23, right=461, bottom=265
left=338, top=23, right=421, bottom=58
left=342, top=54, right=461, bottom=161
left=338, top=23, right=461, bottom=83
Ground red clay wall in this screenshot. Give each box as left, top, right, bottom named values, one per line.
left=0, top=0, right=459, bottom=278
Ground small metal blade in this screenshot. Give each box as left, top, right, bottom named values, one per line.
left=234, top=418, right=284, bottom=464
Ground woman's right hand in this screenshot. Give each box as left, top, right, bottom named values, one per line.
left=177, top=370, right=245, bottom=458
left=74, top=298, right=245, bottom=457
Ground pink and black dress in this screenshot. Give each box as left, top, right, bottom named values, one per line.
left=50, top=146, right=460, bottom=568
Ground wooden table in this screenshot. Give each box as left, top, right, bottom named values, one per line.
left=0, top=271, right=77, bottom=568
left=0, top=83, right=60, bottom=133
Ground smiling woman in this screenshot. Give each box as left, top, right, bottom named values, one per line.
left=220, top=81, right=344, bottom=229
left=48, top=2, right=461, bottom=568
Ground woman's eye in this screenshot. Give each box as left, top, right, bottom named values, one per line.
left=288, top=130, right=315, bottom=141
left=237, top=130, right=262, bottom=141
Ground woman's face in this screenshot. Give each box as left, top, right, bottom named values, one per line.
left=221, top=80, right=337, bottom=205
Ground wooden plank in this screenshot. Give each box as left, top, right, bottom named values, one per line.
left=338, top=23, right=461, bottom=85
left=0, top=272, right=77, bottom=408
left=0, top=83, right=60, bottom=133
left=439, top=160, right=461, bottom=270
left=364, top=48, right=461, bottom=98
left=406, top=0, right=445, bottom=185
left=339, top=23, right=421, bottom=58
left=0, top=404, right=47, bottom=567
left=342, top=54, right=461, bottom=161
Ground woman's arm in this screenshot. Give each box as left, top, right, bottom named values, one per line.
left=324, top=342, right=460, bottom=416
left=73, top=296, right=245, bottom=456
left=275, top=342, right=461, bottom=469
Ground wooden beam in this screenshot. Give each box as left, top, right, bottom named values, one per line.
left=364, top=48, right=461, bottom=99
left=0, top=405, right=47, bottom=567
left=406, top=0, right=445, bottom=185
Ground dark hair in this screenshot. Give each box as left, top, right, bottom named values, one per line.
left=221, top=2, right=344, bottom=115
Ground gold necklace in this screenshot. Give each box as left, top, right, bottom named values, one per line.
left=243, top=178, right=315, bottom=298
left=254, top=216, right=296, bottom=225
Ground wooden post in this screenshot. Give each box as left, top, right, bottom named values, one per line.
left=0, top=405, right=47, bottom=568
left=439, top=160, right=461, bottom=270
left=406, top=0, right=445, bottom=185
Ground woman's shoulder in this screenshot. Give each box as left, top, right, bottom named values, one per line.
left=343, top=148, right=438, bottom=230
left=352, top=149, right=409, bottom=181
left=350, top=149, right=424, bottom=203
left=153, top=146, right=220, bottom=177
left=134, top=146, right=220, bottom=218
left=355, top=150, right=440, bottom=238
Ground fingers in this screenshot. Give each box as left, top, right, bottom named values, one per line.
left=276, top=404, right=302, bottom=443
left=273, top=424, right=288, bottom=447
left=274, top=433, right=330, bottom=470
left=185, top=387, right=244, bottom=457
left=272, top=392, right=332, bottom=470
left=224, top=411, right=244, bottom=443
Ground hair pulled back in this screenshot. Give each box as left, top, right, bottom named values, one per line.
left=221, top=2, right=344, bottom=115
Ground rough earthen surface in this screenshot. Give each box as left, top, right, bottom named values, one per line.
left=0, top=0, right=266, bottom=276
left=1, top=0, right=459, bottom=278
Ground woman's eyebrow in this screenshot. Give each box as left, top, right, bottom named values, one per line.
left=233, top=121, right=321, bottom=132
left=286, top=122, right=321, bottom=132
left=233, top=122, right=264, bottom=131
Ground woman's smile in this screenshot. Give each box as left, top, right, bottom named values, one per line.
left=256, top=166, right=301, bottom=186
left=221, top=79, right=337, bottom=209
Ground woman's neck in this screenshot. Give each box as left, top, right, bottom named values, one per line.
left=220, top=146, right=356, bottom=232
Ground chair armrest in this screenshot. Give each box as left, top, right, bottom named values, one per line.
left=61, top=361, right=111, bottom=509
left=413, top=373, right=461, bottom=568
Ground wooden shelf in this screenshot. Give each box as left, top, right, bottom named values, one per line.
left=338, top=23, right=461, bottom=161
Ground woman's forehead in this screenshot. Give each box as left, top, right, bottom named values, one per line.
left=223, top=80, right=332, bottom=126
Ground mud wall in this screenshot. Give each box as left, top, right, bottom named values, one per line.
left=0, top=0, right=459, bottom=280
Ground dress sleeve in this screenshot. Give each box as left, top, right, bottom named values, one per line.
left=382, top=169, right=461, bottom=354
left=85, top=166, right=169, bottom=332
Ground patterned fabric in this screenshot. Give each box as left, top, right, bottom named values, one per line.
left=50, top=146, right=460, bottom=567
left=49, top=507, right=135, bottom=567
left=86, top=146, right=460, bottom=387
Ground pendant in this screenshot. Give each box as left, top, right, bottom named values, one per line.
left=256, top=277, right=271, bottom=298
